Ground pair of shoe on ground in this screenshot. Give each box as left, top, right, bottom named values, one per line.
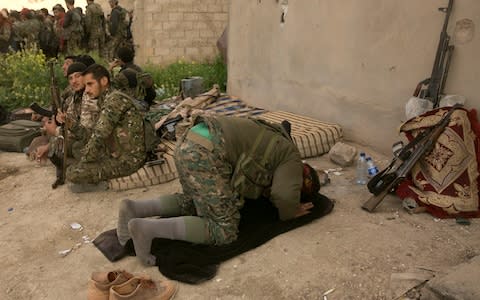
left=88, top=270, right=177, bottom=300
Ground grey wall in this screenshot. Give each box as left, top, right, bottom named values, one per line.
left=227, top=0, right=479, bottom=153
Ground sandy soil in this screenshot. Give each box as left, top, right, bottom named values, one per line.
left=0, top=144, right=478, bottom=300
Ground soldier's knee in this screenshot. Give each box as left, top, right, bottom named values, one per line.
left=207, top=221, right=238, bottom=245
left=119, top=198, right=136, bottom=215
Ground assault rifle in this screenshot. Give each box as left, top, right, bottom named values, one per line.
left=362, top=104, right=462, bottom=212
left=414, top=0, right=454, bottom=108
left=31, top=60, right=66, bottom=189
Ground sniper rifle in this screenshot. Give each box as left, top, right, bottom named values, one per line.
left=362, top=104, right=462, bottom=212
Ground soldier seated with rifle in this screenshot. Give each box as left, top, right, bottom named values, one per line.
left=36, top=62, right=90, bottom=188
left=66, top=64, right=146, bottom=193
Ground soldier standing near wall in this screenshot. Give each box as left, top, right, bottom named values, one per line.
left=63, top=0, right=84, bottom=55
left=85, top=0, right=106, bottom=57
left=107, top=0, right=128, bottom=61
left=52, top=4, right=66, bottom=54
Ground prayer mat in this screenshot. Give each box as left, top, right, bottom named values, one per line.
left=396, top=107, right=480, bottom=218
left=93, top=192, right=334, bottom=284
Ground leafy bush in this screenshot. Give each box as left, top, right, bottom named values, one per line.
left=0, top=47, right=67, bottom=111
left=144, top=56, right=227, bottom=100
left=0, top=47, right=227, bottom=111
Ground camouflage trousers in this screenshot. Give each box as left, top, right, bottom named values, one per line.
left=107, top=35, right=125, bottom=61
left=87, top=32, right=105, bottom=57
left=64, top=33, right=83, bottom=55
left=174, top=122, right=243, bottom=245
left=67, top=155, right=142, bottom=184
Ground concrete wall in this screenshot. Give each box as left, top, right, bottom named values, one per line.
left=227, top=0, right=479, bottom=154
left=96, top=0, right=228, bottom=65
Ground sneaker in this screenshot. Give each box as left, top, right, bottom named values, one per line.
left=87, top=270, right=133, bottom=300
left=69, top=181, right=108, bottom=193
left=110, top=277, right=177, bottom=300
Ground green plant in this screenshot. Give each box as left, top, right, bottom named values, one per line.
left=144, top=55, right=227, bottom=101
left=0, top=47, right=67, bottom=111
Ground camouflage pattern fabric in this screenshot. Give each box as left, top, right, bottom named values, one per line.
left=14, top=18, right=42, bottom=48
left=80, top=93, right=100, bottom=130
left=85, top=2, right=105, bottom=55
left=174, top=116, right=304, bottom=244
left=175, top=121, right=242, bottom=245
left=63, top=9, right=83, bottom=54
left=0, top=22, right=11, bottom=52
left=107, top=6, right=128, bottom=60
left=67, top=89, right=145, bottom=184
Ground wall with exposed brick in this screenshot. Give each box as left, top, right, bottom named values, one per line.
left=96, top=0, right=228, bottom=65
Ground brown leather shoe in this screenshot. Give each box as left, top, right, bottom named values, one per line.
left=110, top=277, right=177, bottom=300
left=87, top=270, right=133, bottom=300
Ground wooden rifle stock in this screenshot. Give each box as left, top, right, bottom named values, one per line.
left=362, top=104, right=462, bottom=212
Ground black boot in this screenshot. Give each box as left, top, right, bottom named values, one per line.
left=50, top=154, right=65, bottom=189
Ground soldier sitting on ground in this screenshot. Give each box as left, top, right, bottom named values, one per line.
left=116, top=116, right=319, bottom=265
left=66, top=64, right=145, bottom=192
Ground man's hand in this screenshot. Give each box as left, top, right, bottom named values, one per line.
left=295, top=202, right=314, bottom=218
left=56, top=110, right=66, bottom=124
left=35, top=144, right=49, bottom=162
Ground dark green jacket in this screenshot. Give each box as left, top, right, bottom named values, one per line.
left=212, top=116, right=303, bottom=221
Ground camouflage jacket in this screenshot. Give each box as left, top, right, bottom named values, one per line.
left=109, top=6, right=127, bottom=37
left=14, top=18, right=42, bottom=45
left=81, top=88, right=145, bottom=164
left=69, top=92, right=100, bottom=144
left=63, top=89, right=83, bottom=140
left=210, top=116, right=303, bottom=220
left=0, top=23, right=11, bottom=51
left=63, top=8, right=83, bottom=39
left=85, top=2, right=105, bottom=36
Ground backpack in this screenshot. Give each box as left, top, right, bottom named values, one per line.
left=0, top=120, right=42, bottom=152
left=135, top=72, right=156, bottom=105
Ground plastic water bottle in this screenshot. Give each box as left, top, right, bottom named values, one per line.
left=356, top=152, right=368, bottom=185
left=366, top=157, right=379, bottom=177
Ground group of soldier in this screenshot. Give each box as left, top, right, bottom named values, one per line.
left=0, top=0, right=133, bottom=60
left=36, top=49, right=151, bottom=192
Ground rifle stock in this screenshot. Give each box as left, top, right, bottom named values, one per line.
left=362, top=104, right=462, bottom=212
left=362, top=178, right=401, bottom=212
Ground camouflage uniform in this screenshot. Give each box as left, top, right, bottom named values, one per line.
left=85, top=2, right=105, bottom=55
left=63, top=8, right=83, bottom=54
left=107, top=5, right=128, bottom=60
left=174, top=116, right=303, bottom=245
left=0, top=21, right=11, bottom=53
left=67, top=88, right=145, bottom=184
left=14, top=18, right=42, bottom=49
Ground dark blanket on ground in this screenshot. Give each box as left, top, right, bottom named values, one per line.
left=93, top=193, right=334, bottom=284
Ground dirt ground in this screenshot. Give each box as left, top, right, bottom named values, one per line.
left=0, top=143, right=479, bottom=300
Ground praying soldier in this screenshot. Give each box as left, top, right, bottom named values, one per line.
left=116, top=116, right=319, bottom=265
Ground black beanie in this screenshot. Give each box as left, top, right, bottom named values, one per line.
left=116, top=47, right=134, bottom=63
left=67, top=62, right=87, bottom=77
left=75, top=55, right=96, bottom=67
